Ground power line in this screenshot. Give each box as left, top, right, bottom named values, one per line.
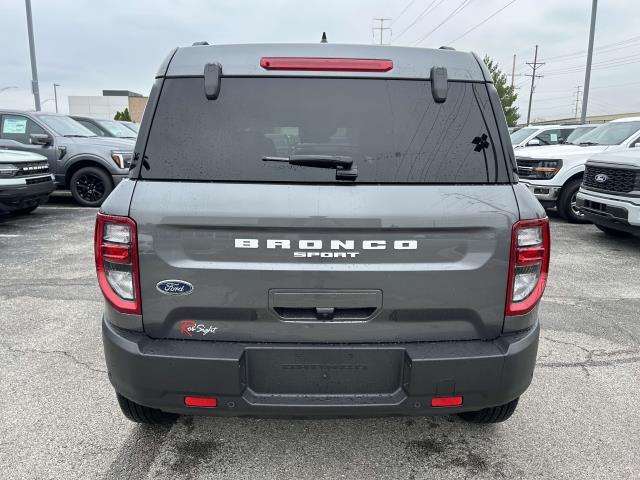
left=372, top=18, right=392, bottom=45
left=448, top=0, right=519, bottom=45
left=390, top=0, right=419, bottom=27
left=545, top=51, right=640, bottom=73
left=545, top=56, right=640, bottom=76
left=413, top=0, right=474, bottom=46
left=541, top=34, right=640, bottom=62
left=392, top=0, right=444, bottom=43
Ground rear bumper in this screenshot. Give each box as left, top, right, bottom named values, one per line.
left=103, top=318, right=540, bottom=416
left=0, top=176, right=55, bottom=213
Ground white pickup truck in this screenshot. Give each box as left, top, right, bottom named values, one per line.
left=577, top=149, right=640, bottom=237
left=515, top=117, right=640, bottom=222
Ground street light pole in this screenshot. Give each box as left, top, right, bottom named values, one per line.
left=581, top=0, right=598, bottom=123
left=53, top=83, right=61, bottom=113
left=24, top=0, right=41, bottom=111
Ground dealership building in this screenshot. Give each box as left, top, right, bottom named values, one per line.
left=68, top=90, right=148, bottom=122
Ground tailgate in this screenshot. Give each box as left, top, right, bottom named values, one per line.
left=131, top=181, right=517, bottom=342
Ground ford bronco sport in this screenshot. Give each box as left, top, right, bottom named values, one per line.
left=96, top=43, right=550, bottom=424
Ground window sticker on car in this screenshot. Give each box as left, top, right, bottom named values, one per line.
left=3, top=118, right=27, bottom=134
left=549, top=133, right=558, bottom=142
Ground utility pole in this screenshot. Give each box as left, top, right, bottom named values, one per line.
left=581, top=0, right=598, bottom=123
left=574, top=86, right=582, bottom=119
left=525, top=45, right=544, bottom=125
left=24, top=0, right=41, bottom=111
left=372, top=18, right=391, bottom=45
left=53, top=83, right=60, bottom=113
left=511, top=54, right=516, bottom=87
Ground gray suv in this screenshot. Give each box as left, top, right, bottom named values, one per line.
left=97, top=43, right=550, bottom=424
left=0, top=111, right=133, bottom=206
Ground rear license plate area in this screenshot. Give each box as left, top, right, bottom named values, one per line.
left=245, top=348, right=404, bottom=395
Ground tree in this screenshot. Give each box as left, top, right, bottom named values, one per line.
left=483, top=55, right=519, bottom=127
left=114, top=108, right=131, bottom=121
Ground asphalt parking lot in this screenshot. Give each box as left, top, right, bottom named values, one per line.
left=1, top=193, right=639, bottom=480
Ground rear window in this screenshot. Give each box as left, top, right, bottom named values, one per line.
left=141, top=77, right=510, bottom=183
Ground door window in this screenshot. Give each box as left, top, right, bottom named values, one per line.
left=535, top=128, right=573, bottom=146
left=1, top=115, right=46, bottom=144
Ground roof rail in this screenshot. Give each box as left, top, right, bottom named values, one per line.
left=192, top=41, right=210, bottom=46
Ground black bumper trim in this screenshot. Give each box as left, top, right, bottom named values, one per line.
left=103, top=319, right=540, bottom=416
left=0, top=180, right=55, bottom=213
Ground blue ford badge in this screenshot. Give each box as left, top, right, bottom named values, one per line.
left=156, top=280, right=194, bottom=296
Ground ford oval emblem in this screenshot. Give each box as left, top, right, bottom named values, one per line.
left=594, top=173, right=608, bottom=183
left=156, top=280, right=194, bottom=296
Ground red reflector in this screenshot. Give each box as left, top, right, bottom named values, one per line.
left=101, top=243, right=130, bottom=263
left=184, top=396, right=218, bottom=408
left=260, top=57, right=393, bottom=72
left=431, top=396, right=463, bottom=407
left=516, top=246, right=544, bottom=265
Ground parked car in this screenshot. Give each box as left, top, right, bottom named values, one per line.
left=0, top=111, right=133, bottom=206
left=98, top=42, right=548, bottom=425
left=0, top=149, right=55, bottom=214
left=577, top=149, right=640, bottom=237
left=510, top=124, right=577, bottom=149
left=516, top=117, right=640, bottom=222
left=563, top=124, right=598, bottom=143
left=119, top=121, right=140, bottom=134
left=71, top=116, right=137, bottom=140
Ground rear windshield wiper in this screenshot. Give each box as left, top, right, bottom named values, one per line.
left=262, top=155, right=358, bottom=180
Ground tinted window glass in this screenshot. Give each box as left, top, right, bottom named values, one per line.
left=77, top=120, right=106, bottom=136
left=142, top=77, right=509, bottom=183
left=566, top=126, right=596, bottom=144
left=1, top=115, right=46, bottom=144
left=536, top=128, right=574, bottom=145
left=510, top=127, right=537, bottom=144
left=98, top=119, right=137, bottom=138
left=577, top=121, right=640, bottom=145
left=38, top=115, right=95, bottom=137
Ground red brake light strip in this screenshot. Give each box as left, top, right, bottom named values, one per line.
left=260, top=57, right=393, bottom=72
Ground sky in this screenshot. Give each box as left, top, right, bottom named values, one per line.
left=2, top=0, right=640, bottom=123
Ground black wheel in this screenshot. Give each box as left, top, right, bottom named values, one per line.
left=69, top=166, right=113, bottom=207
left=15, top=205, right=39, bottom=215
left=116, top=393, right=178, bottom=424
left=595, top=224, right=632, bottom=237
left=558, top=178, right=589, bottom=224
left=458, top=397, right=519, bottom=424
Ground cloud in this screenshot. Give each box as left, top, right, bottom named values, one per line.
left=1, top=0, right=639, bottom=121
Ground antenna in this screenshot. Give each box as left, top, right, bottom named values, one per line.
left=321, top=32, right=327, bottom=43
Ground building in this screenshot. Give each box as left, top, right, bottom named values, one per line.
left=68, top=90, right=148, bottom=122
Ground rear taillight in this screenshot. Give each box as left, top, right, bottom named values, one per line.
left=505, top=218, right=550, bottom=316
left=94, top=213, right=141, bottom=315
left=259, top=57, right=393, bottom=72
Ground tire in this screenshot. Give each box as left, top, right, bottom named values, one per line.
left=69, top=166, right=113, bottom=207
left=458, top=397, right=519, bottom=424
left=595, top=224, right=632, bottom=237
left=558, top=178, right=589, bottom=224
left=14, top=205, right=39, bottom=215
left=116, top=393, right=178, bottom=424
